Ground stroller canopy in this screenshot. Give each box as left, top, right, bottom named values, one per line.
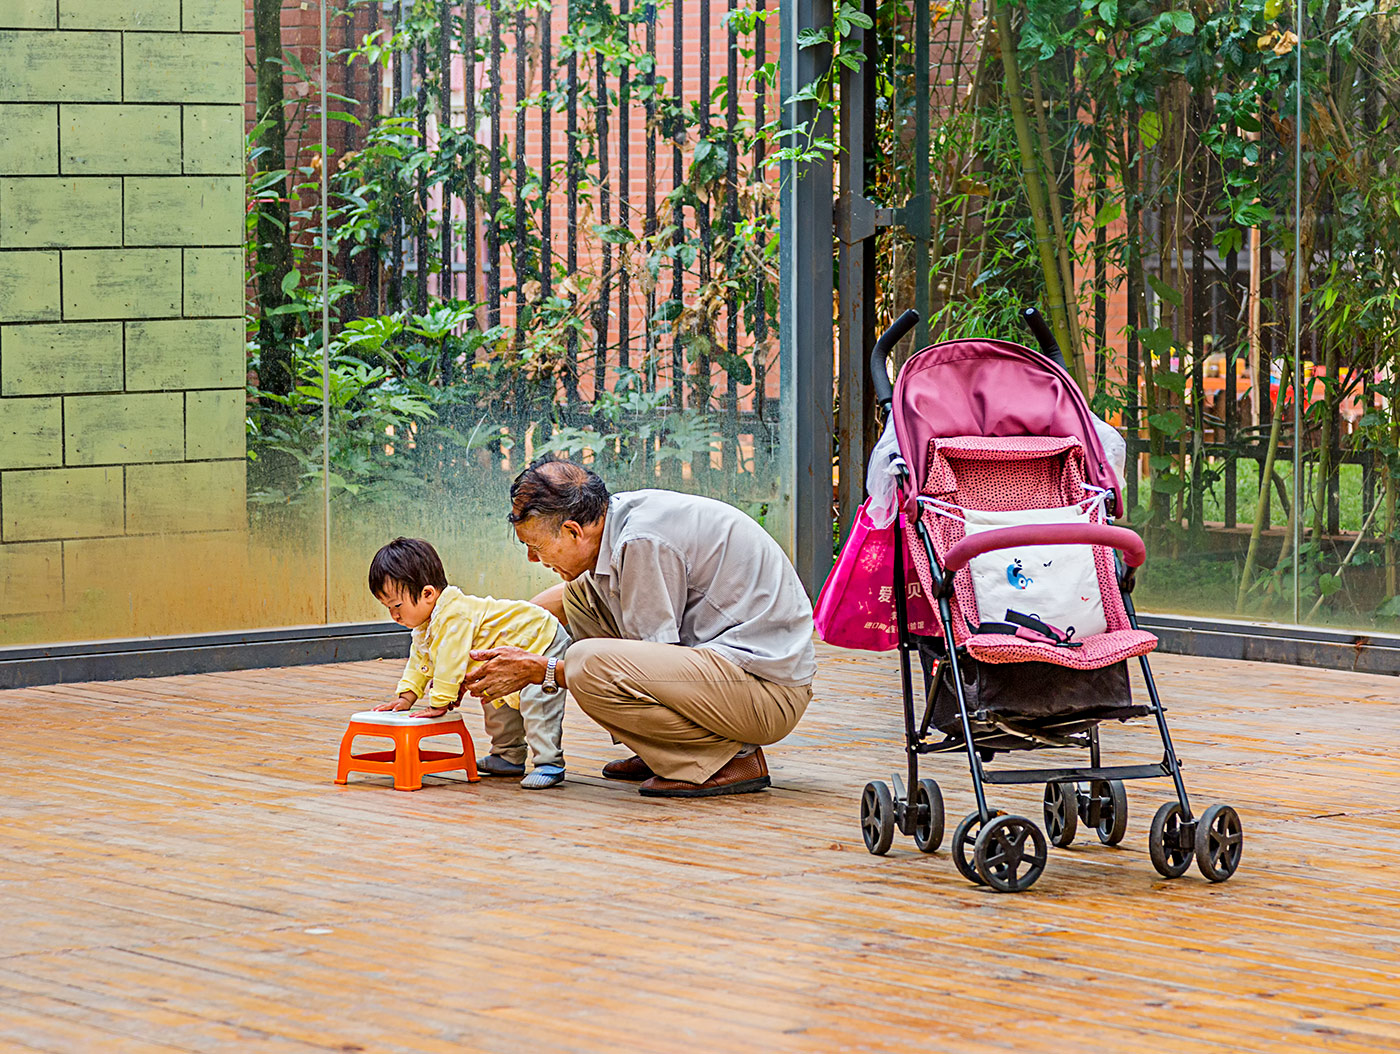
left=892, top=338, right=1123, bottom=516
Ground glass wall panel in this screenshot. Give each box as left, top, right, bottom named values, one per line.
left=871, top=0, right=1398, bottom=630
left=0, top=0, right=325, bottom=646
left=1287, top=2, right=1399, bottom=631
left=315, top=0, right=787, bottom=623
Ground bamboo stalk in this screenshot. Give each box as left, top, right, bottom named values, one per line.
left=1029, top=65, right=1085, bottom=384
left=990, top=0, right=1076, bottom=382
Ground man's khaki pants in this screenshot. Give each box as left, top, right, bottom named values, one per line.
left=561, top=574, right=812, bottom=784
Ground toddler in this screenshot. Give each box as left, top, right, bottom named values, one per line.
left=370, top=537, right=570, bottom=789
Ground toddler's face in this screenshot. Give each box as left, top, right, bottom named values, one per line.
left=378, top=582, right=437, bottom=629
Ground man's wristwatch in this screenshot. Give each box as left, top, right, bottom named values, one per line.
left=541, top=656, right=560, bottom=695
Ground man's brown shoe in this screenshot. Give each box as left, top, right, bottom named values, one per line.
left=601, top=754, right=655, bottom=781
left=638, top=748, right=770, bottom=798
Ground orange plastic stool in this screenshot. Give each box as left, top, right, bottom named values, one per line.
left=335, top=710, right=480, bottom=791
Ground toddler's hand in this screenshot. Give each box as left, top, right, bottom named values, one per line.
left=413, top=706, right=449, bottom=719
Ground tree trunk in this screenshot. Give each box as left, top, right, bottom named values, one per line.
left=253, top=0, right=295, bottom=398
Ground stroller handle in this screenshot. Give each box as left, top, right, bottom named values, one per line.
left=941, top=522, right=1147, bottom=576
left=870, top=309, right=920, bottom=410
left=1020, top=307, right=1069, bottom=371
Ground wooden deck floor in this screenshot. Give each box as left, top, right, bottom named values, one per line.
left=1, top=645, right=1398, bottom=1053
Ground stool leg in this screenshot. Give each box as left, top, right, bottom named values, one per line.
left=393, top=726, right=421, bottom=791
left=334, top=726, right=357, bottom=785
left=460, top=727, right=480, bottom=783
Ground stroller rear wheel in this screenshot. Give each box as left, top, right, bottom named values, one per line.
left=1042, top=782, right=1079, bottom=848
left=860, top=781, right=896, bottom=856
left=973, top=816, right=1048, bottom=893
left=1148, top=801, right=1193, bottom=878
left=1193, top=803, right=1243, bottom=882
left=1090, top=779, right=1129, bottom=846
left=912, top=779, right=945, bottom=853
left=952, top=808, right=1006, bottom=884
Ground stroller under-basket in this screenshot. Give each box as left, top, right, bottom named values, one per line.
left=845, top=309, right=1243, bottom=892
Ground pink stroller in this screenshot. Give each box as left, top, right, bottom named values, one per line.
left=853, top=309, right=1243, bottom=892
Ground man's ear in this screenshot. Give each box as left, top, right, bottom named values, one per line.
left=561, top=519, right=583, bottom=541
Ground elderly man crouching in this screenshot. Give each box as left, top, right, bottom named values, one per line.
left=461, top=455, right=815, bottom=798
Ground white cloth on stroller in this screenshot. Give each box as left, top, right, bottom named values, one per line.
left=1091, top=415, right=1127, bottom=490
left=864, top=417, right=904, bottom=529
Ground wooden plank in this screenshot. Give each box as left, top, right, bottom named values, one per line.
left=1, top=647, right=1397, bottom=1051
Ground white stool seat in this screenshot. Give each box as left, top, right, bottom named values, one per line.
left=349, top=709, right=464, bottom=726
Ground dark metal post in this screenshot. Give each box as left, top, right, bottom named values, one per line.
left=835, top=0, right=878, bottom=544
left=779, top=0, right=836, bottom=597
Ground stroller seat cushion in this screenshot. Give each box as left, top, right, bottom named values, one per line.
left=962, top=504, right=1109, bottom=638
left=964, top=628, right=1158, bottom=669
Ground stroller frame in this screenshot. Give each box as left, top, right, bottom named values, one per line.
left=858, top=309, right=1244, bottom=892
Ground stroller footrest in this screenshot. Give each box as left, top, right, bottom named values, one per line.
left=981, top=762, right=1171, bottom=786
left=965, top=628, right=1158, bottom=668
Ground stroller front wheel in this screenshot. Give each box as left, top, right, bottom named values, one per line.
left=973, top=815, right=1048, bottom=893
left=952, top=808, right=1006, bottom=884
left=860, top=781, right=896, bottom=856
left=1193, top=803, right=1244, bottom=882
left=1148, top=801, right=1194, bottom=878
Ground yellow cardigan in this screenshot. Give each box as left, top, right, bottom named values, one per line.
left=396, top=586, right=560, bottom=711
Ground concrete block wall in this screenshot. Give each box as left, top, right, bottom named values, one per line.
left=0, top=0, right=246, bottom=622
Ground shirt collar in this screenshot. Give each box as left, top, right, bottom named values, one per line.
left=592, top=496, right=621, bottom=579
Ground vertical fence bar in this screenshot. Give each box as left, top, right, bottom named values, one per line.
left=367, top=2, right=382, bottom=313
left=438, top=0, right=454, bottom=316
left=463, top=0, right=478, bottom=307
left=670, top=0, right=685, bottom=409
left=725, top=0, right=739, bottom=446
left=389, top=0, right=405, bottom=310
left=912, top=0, right=929, bottom=348
left=695, top=0, right=712, bottom=414
left=594, top=42, right=612, bottom=399
left=617, top=0, right=632, bottom=376
left=487, top=3, right=502, bottom=329
left=752, top=0, right=767, bottom=440
left=779, top=0, right=836, bottom=593
left=566, top=1, right=581, bottom=402
left=416, top=36, right=430, bottom=314
left=540, top=6, right=553, bottom=300
left=1225, top=245, right=1240, bottom=527
left=643, top=4, right=657, bottom=393
left=515, top=3, right=529, bottom=348
left=835, top=0, right=874, bottom=541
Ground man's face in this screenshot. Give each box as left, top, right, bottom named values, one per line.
left=377, top=582, right=437, bottom=629
left=514, top=515, right=599, bottom=581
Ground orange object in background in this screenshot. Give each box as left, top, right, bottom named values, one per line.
left=335, top=710, right=480, bottom=791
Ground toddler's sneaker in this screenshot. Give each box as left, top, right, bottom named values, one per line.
left=520, top=765, right=565, bottom=790
left=477, top=755, right=526, bottom=778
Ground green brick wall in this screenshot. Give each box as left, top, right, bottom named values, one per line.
left=0, top=0, right=245, bottom=619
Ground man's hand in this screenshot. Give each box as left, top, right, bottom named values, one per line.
left=372, top=691, right=417, bottom=712
left=461, top=646, right=549, bottom=702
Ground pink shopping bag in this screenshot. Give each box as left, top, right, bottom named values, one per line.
left=814, top=500, right=939, bottom=651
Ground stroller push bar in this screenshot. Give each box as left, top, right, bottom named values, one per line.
left=940, top=522, right=1147, bottom=578
left=871, top=309, right=920, bottom=410
left=1020, top=307, right=1069, bottom=372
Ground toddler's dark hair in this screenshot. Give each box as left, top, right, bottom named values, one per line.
left=368, top=537, right=448, bottom=602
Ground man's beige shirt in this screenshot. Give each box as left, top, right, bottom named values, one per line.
left=587, top=490, right=817, bottom=687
